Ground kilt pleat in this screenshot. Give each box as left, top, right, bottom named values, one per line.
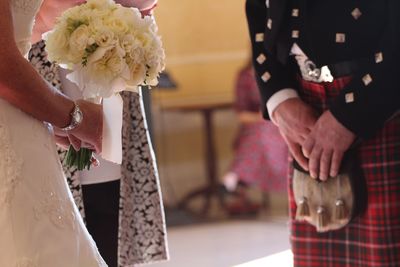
left=290, top=77, right=400, bottom=267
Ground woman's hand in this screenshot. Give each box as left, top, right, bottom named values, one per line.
left=53, top=128, right=71, bottom=150
left=68, top=100, right=103, bottom=154
left=116, top=0, right=157, bottom=10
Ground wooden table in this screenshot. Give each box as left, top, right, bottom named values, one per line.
left=164, top=101, right=233, bottom=215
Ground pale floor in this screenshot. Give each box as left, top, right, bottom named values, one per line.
left=154, top=218, right=292, bottom=267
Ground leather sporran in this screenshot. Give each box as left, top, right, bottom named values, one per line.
left=293, top=151, right=367, bottom=233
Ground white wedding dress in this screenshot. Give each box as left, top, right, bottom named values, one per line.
left=0, top=1, right=108, bottom=266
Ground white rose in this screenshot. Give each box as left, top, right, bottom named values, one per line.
left=82, top=45, right=130, bottom=96
left=95, top=30, right=116, bottom=47
left=124, top=37, right=145, bottom=63
left=127, top=62, right=146, bottom=87
left=113, top=7, right=138, bottom=26
left=69, top=24, right=91, bottom=52
left=86, top=0, right=113, bottom=10
left=104, top=15, right=130, bottom=35
left=44, top=25, right=70, bottom=63
left=120, top=35, right=135, bottom=53
left=107, top=53, right=125, bottom=75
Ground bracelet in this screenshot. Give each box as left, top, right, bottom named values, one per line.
left=61, top=102, right=84, bottom=131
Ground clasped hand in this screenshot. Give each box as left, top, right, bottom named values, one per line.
left=274, top=98, right=356, bottom=181
left=54, top=100, right=103, bottom=154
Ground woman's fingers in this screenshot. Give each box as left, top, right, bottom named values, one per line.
left=54, top=135, right=70, bottom=150
left=81, top=142, right=95, bottom=150
left=68, top=134, right=82, bottom=151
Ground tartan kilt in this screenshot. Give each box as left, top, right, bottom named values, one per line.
left=290, top=76, right=400, bottom=267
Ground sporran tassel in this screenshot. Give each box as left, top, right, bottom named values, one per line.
left=296, top=197, right=310, bottom=220
left=334, top=199, right=347, bottom=222
left=316, top=206, right=327, bottom=232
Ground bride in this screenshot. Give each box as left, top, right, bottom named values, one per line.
left=0, top=0, right=106, bottom=266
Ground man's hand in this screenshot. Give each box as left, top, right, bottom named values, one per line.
left=273, top=98, right=318, bottom=170
left=302, top=110, right=356, bottom=181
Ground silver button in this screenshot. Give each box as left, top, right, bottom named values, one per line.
left=265, top=0, right=270, bottom=8
left=345, top=93, right=355, bottom=103
left=375, top=52, right=384, bottom=63
left=292, top=30, right=300, bottom=39
left=292, top=9, right=299, bottom=17
left=336, top=33, right=346, bottom=43
left=267, top=19, right=273, bottom=30
left=256, top=54, right=267, bottom=64
left=255, top=33, right=264, bottom=42
left=362, top=74, right=373, bottom=86
left=351, top=8, right=362, bottom=20
left=261, top=72, right=271, bottom=82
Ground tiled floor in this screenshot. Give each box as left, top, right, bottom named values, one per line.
left=154, top=218, right=291, bottom=267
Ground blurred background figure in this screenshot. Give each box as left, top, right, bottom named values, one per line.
left=222, top=60, right=288, bottom=215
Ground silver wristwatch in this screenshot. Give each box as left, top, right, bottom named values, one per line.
left=61, top=103, right=84, bottom=131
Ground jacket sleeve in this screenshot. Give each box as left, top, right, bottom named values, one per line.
left=329, top=3, right=400, bottom=139
left=245, top=0, right=297, bottom=120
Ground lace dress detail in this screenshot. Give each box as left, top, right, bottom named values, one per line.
left=0, top=123, right=24, bottom=205
left=34, top=181, right=76, bottom=230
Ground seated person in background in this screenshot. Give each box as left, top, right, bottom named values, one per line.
left=222, top=60, right=288, bottom=214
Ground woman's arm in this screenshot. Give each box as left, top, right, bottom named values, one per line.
left=0, top=0, right=102, bottom=151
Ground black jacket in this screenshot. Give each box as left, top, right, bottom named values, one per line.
left=246, top=0, right=400, bottom=138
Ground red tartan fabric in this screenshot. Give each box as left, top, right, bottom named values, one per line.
left=290, top=77, right=400, bottom=267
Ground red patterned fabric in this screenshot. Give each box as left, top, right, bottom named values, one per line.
left=229, top=68, right=288, bottom=192
left=234, top=68, right=263, bottom=113
left=290, top=76, right=400, bottom=266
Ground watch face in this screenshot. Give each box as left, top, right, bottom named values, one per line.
left=75, top=110, right=83, bottom=124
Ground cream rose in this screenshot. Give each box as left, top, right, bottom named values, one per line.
left=43, top=24, right=70, bottom=63
left=127, top=62, right=146, bottom=87
left=104, top=15, right=130, bottom=35
left=95, top=30, right=116, bottom=47
left=69, top=24, right=91, bottom=52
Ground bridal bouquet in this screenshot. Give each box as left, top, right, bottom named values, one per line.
left=44, top=0, right=165, bottom=170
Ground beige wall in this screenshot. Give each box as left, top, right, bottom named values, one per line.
left=153, top=0, right=250, bottom=104
left=151, top=1, right=253, bottom=207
